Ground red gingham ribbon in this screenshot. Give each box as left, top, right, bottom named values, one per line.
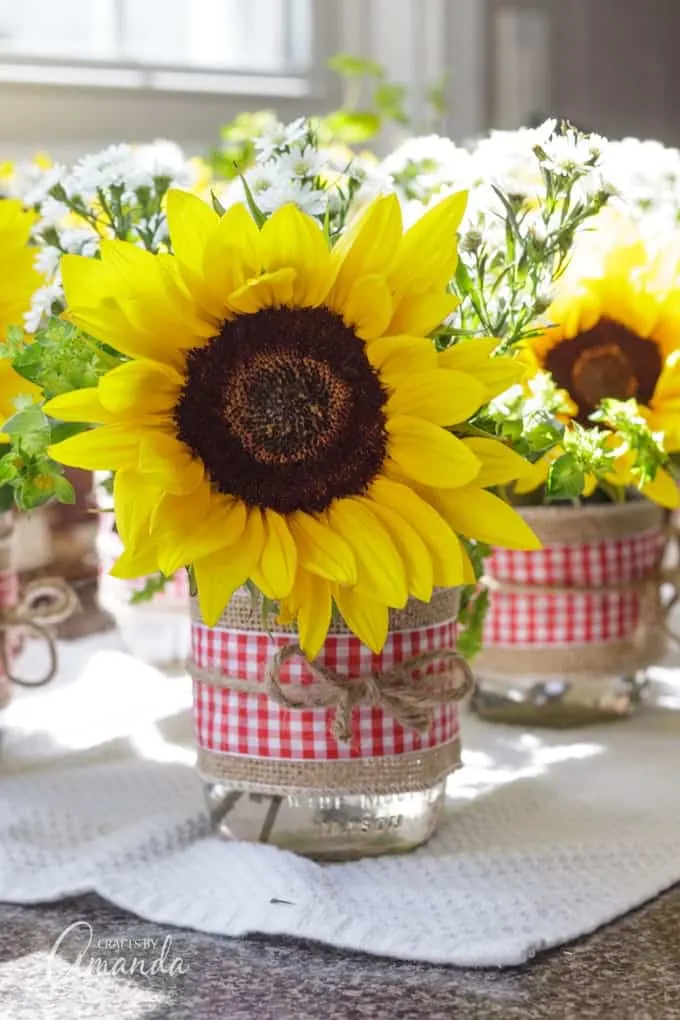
left=191, top=619, right=460, bottom=761
left=483, top=526, right=666, bottom=648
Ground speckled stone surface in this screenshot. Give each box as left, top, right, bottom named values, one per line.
left=1, top=888, right=679, bottom=1019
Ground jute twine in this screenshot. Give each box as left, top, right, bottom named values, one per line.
left=191, top=589, right=470, bottom=796
left=0, top=517, right=80, bottom=692
left=475, top=501, right=673, bottom=683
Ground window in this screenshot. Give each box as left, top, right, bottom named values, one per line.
left=0, top=0, right=314, bottom=92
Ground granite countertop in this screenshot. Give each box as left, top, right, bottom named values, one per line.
left=1, top=888, right=679, bottom=1020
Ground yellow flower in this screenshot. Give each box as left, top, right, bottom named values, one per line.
left=46, top=189, right=539, bottom=656
left=513, top=432, right=679, bottom=510
left=524, top=214, right=680, bottom=450
left=0, top=199, right=41, bottom=430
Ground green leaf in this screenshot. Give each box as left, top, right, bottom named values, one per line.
left=327, top=53, right=385, bottom=79
left=211, top=190, right=227, bottom=217
left=2, top=407, right=49, bottom=437
left=52, top=474, right=76, bottom=504
left=129, top=573, right=171, bottom=605
left=321, top=111, right=382, bottom=144
left=373, top=83, right=410, bottom=125
left=547, top=454, right=586, bottom=500
left=238, top=174, right=267, bottom=228
left=0, top=485, right=14, bottom=514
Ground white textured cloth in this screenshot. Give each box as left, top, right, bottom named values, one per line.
left=1, top=635, right=680, bottom=967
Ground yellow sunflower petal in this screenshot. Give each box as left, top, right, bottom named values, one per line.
left=98, top=359, right=183, bottom=416
left=640, top=467, right=680, bottom=509
left=341, top=273, right=393, bottom=340
left=386, top=369, right=486, bottom=426
left=256, top=509, right=297, bottom=599
left=193, top=510, right=266, bottom=626
left=389, top=190, right=467, bottom=293
left=327, top=194, right=402, bottom=309
left=288, top=512, right=357, bottom=585
left=387, top=415, right=481, bottom=487
left=113, top=470, right=161, bottom=548
left=166, top=189, right=220, bottom=275
left=365, top=335, right=437, bottom=376
left=259, top=203, right=330, bottom=307
left=332, top=584, right=389, bottom=654
left=462, top=438, right=534, bottom=487
left=438, top=340, right=526, bottom=399
left=43, top=388, right=115, bottom=424
left=369, top=476, right=465, bottom=587
left=201, top=202, right=262, bottom=312
left=358, top=496, right=433, bottom=603
left=66, top=305, right=183, bottom=371
left=435, top=486, right=542, bottom=550
left=327, top=498, right=408, bottom=607
left=227, top=268, right=296, bottom=315
left=110, top=544, right=162, bottom=580
left=48, top=425, right=141, bottom=471
left=138, top=431, right=204, bottom=495
left=288, top=570, right=332, bottom=660
left=156, top=491, right=248, bottom=576
left=459, top=543, right=477, bottom=585
left=388, top=290, right=459, bottom=337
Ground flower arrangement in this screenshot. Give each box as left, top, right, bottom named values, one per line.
left=2, top=106, right=677, bottom=850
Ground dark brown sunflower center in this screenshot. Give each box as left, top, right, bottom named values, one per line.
left=174, top=306, right=388, bottom=515
left=545, top=318, right=662, bottom=424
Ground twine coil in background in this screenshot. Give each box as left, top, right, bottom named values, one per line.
left=191, top=588, right=470, bottom=796
left=0, top=515, right=80, bottom=698
left=475, top=501, right=670, bottom=685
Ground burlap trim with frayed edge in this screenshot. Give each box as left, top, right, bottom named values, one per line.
left=517, top=500, right=666, bottom=546
left=475, top=631, right=667, bottom=682
left=196, top=737, right=462, bottom=796
left=191, top=587, right=461, bottom=634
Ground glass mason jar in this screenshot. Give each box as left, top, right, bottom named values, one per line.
left=191, top=588, right=467, bottom=861
left=472, top=501, right=668, bottom=728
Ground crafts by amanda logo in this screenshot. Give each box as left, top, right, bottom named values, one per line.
left=46, top=920, right=189, bottom=985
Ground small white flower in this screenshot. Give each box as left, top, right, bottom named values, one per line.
left=22, top=164, right=67, bottom=208
left=24, top=280, right=64, bottom=333
left=275, top=148, right=326, bottom=181
left=36, top=198, right=69, bottom=230
left=34, top=245, right=61, bottom=278
left=255, top=117, right=308, bottom=162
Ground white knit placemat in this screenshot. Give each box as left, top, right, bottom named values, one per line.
left=1, top=635, right=680, bottom=967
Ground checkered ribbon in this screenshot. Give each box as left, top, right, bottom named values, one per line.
left=192, top=619, right=461, bottom=761
left=483, top=525, right=667, bottom=649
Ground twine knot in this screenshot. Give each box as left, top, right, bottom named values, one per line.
left=1, top=577, right=80, bottom=687
left=264, top=644, right=474, bottom=743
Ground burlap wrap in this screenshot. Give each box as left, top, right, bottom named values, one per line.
left=191, top=588, right=468, bottom=796
left=475, top=501, right=669, bottom=683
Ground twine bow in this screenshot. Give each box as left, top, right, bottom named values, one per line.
left=0, top=577, right=80, bottom=687
left=264, top=643, right=474, bottom=743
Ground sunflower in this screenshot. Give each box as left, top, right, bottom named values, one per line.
left=45, top=189, right=539, bottom=656
left=524, top=216, right=680, bottom=448
left=0, top=199, right=41, bottom=428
